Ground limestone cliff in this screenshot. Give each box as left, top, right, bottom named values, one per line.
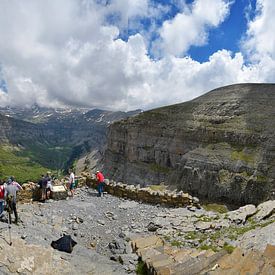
left=0, top=114, right=47, bottom=143
left=104, top=84, right=275, bottom=205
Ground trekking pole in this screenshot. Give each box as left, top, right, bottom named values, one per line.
left=7, top=205, right=12, bottom=246
left=8, top=218, right=12, bottom=246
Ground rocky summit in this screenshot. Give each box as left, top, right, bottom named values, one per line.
left=104, top=84, right=275, bottom=205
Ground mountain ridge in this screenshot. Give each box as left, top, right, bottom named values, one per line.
left=104, top=83, right=275, bottom=205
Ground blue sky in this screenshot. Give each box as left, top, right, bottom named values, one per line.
left=188, top=0, right=251, bottom=62
left=121, top=0, right=251, bottom=61
left=0, top=0, right=274, bottom=110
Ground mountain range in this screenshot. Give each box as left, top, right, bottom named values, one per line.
left=0, top=105, right=140, bottom=181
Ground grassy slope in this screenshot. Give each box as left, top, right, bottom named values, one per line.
left=0, top=145, right=53, bottom=183
left=16, top=141, right=72, bottom=170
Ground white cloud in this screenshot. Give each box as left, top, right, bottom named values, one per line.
left=243, top=0, right=275, bottom=60
left=0, top=0, right=274, bottom=111
left=103, top=0, right=150, bottom=30
left=156, top=0, right=232, bottom=56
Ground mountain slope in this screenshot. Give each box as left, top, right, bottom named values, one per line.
left=104, top=83, right=275, bottom=205
left=0, top=107, right=141, bottom=181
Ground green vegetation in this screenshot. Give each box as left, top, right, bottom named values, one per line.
left=208, top=219, right=274, bottom=243
left=138, top=110, right=169, bottom=121
left=149, top=163, right=170, bottom=174
left=149, top=184, right=167, bottom=192
left=218, top=169, right=231, bottom=184
left=198, top=116, right=247, bottom=132
left=256, top=174, right=268, bottom=182
left=231, top=150, right=256, bottom=164
left=165, top=218, right=274, bottom=255
left=171, top=240, right=184, bottom=247
left=223, top=243, right=235, bottom=254
left=0, top=145, right=50, bottom=182
left=196, top=215, right=216, bottom=222
left=202, top=204, right=228, bottom=214
left=136, top=260, right=147, bottom=275
left=226, top=219, right=275, bottom=240
left=163, top=235, right=171, bottom=242
left=185, top=231, right=201, bottom=240
left=199, top=244, right=218, bottom=252
left=16, top=141, right=71, bottom=170
left=185, top=231, right=208, bottom=244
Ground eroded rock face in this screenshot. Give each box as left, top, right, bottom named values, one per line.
left=104, top=84, right=275, bottom=205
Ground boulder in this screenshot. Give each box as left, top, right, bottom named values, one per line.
left=227, top=204, right=257, bottom=224
left=195, top=221, right=213, bottom=231
left=51, top=185, right=68, bottom=200
left=131, top=235, right=164, bottom=252
left=254, top=200, right=275, bottom=221
left=263, top=244, right=275, bottom=266
left=147, top=222, right=162, bottom=232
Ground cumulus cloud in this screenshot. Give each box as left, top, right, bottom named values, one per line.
left=0, top=0, right=274, bottom=111
left=155, top=0, right=232, bottom=56
left=243, top=0, right=275, bottom=60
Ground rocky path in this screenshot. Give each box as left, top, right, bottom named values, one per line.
left=0, top=187, right=274, bottom=274
left=1, top=187, right=170, bottom=274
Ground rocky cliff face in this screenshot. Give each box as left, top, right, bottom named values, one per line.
left=104, top=84, right=275, bottom=205
left=0, top=114, right=47, bottom=143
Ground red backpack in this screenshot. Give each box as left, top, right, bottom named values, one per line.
left=0, top=185, right=4, bottom=199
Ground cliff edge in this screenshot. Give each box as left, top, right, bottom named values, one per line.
left=104, top=84, right=275, bottom=205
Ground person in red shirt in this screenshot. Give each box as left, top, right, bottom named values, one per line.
left=96, top=171, right=104, bottom=197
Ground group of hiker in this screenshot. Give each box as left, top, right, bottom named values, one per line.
left=0, top=176, right=22, bottom=224
left=38, top=169, right=105, bottom=198
left=66, top=169, right=105, bottom=197
left=38, top=172, right=54, bottom=201
left=0, top=169, right=105, bottom=225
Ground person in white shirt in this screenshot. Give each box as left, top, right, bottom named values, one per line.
left=69, top=170, right=75, bottom=196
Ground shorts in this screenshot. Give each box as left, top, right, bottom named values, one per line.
left=70, top=182, right=76, bottom=191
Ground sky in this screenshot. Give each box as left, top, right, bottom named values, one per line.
left=0, top=0, right=274, bottom=111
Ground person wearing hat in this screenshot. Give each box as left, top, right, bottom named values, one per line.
left=5, top=176, right=22, bottom=224
left=95, top=171, right=105, bottom=197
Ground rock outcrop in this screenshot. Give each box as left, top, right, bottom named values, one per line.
left=104, top=84, right=275, bottom=205
left=131, top=235, right=275, bottom=275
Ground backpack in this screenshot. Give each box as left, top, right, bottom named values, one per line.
left=0, top=186, right=4, bottom=199
left=51, top=235, right=77, bottom=253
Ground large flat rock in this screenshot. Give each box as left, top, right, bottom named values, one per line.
left=51, top=185, right=68, bottom=200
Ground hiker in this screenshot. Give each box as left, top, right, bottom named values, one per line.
left=69, top=169, right=75, bottom=196
left=46, top=173, right=53, bottom=199
left=96, top=171, right=104, bottom=197
left=39, top=174, right=48, bottom=201
left=0, top=179, right=5, bottom=218
left=5, top=177, right=22, bottom=224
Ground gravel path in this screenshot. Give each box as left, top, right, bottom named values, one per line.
left=1, top=187, right=173, bottom=273
left=1, top=186, right=274, bottom=274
